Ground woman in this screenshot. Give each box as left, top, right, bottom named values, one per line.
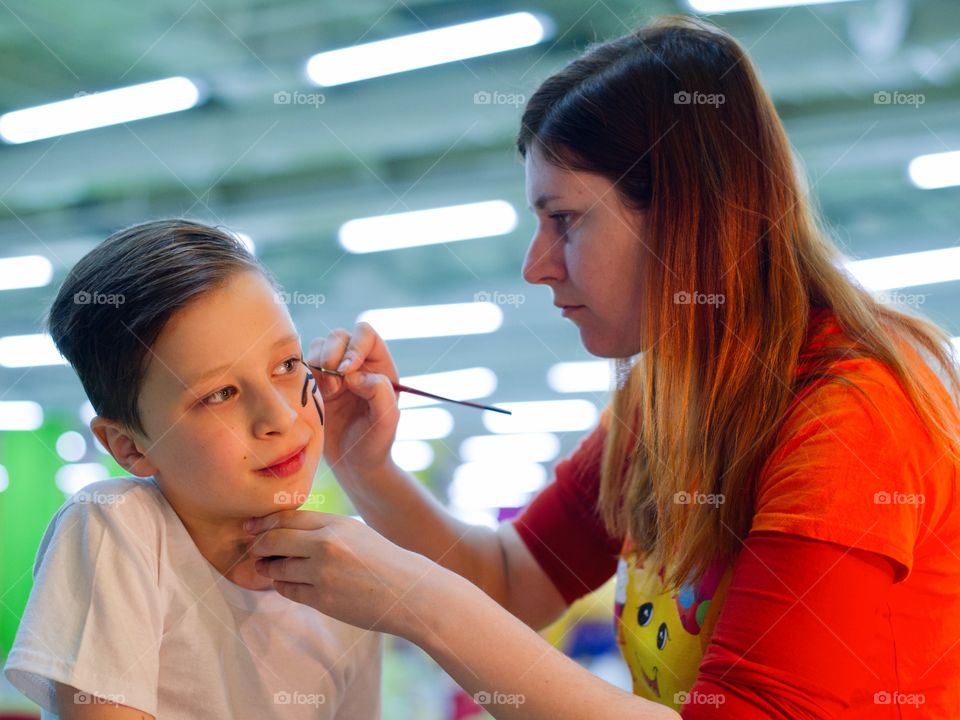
left=246, top=15, right=960, bottom=719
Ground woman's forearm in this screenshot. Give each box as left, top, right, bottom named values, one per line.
left=333, top=460, right=509, bottom=602
left=405, top=565, right=682, bottom=720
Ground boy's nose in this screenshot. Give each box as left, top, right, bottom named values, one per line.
left=252, top=387, right=299, bottom=438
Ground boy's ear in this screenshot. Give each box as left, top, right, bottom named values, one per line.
left=89, top=417, right=159, bottom=478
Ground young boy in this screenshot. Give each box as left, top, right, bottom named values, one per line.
left=3, top=219, right=381, bottom=719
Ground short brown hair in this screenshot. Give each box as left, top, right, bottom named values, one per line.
left=47, top=219, right=278, bottom=437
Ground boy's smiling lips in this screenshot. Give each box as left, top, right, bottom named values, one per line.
left=255, top=442, right=309, bottom=475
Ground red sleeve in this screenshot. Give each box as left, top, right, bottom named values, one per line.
left=511, top=423, right=622, bottom=604
left=681, top=531, right=897, bottom=719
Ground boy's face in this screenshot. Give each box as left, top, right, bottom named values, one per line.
left=102, top=270, right=324, bottom=522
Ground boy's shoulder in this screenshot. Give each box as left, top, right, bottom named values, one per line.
left=37, top=476, right=167, bottom=573
left=66, top=475, right=161, bottom=505
left=58, top=475, right=166, bottom=524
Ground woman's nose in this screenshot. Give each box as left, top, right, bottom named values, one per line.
left=522, top=227, right=565, bottom=285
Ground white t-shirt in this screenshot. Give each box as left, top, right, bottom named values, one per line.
left=3, top=476, right=381, bottom=719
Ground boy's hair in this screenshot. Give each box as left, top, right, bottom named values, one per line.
left=47, top=219, right=279, bottom=438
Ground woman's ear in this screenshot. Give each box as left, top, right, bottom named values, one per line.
left=89, top=416, right=159, bottom=478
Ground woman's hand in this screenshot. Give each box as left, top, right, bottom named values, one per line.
left=306, top=323, right=401, bottom=478
left=246, top=512, right=679, bottom=720
left=246, top=510, right=442, bottom=637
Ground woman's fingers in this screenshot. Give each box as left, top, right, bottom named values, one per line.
left=307, top=333, right=346, bottom=396
left=249, top=527, right=314, bottom=559
left=244, top=509, right=331, bottom=535
left=337, top=322, right=380, bottom=373
left=255, top=555, right=314, bottom=584
left=307, top=323, right=398, bottom=379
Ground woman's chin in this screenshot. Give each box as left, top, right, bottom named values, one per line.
left=581, top=326, right=644, bottom=359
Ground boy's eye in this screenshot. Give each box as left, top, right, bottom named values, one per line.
left=200, top=356, right=302, bottom=407
left=276, top=356, right=301, bottom=374
left=203, top=386, right=235, bottom=405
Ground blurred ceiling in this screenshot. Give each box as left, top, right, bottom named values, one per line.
left=1, top=0, right=959, bottom=470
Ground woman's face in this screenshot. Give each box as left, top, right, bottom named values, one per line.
left=523, top=143, right=648, bottom=358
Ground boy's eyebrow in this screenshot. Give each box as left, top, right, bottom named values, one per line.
left=180, top=333, right=301, bottom=394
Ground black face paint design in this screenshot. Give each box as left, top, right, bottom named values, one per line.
left=300, top=361, right=324, bottom=426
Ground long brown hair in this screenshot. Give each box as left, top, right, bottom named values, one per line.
left=518, top=16, right=960, bottom=588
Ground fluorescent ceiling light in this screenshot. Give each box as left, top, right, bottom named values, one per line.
left=687, top=0, right=860, bottom=12
left=909, top=151, right=960, bottom=190
left=306, top=12, right=547, bottom=86
left=547, top=361, right=611, bottom=393
left=448, top=462, right=547, bottom=511
left=339, top=201, right=517, bottom=254
left=0, top=401, right=43, bottom=431
left=459, top=432, right=560, bottom=464
left=844, top=246, right=960, bottom=291
left=398, top=367, right=497, bottom=409
left=358, top=302, right=502, bottom=340
left=483, top=399, right=598, bottom=434
left=0, top=77, right=201, bottom=144
left=233, top=232, right=256, bottom=255
left=0, top=334, right=68, bottom=367
left=55, top=463, right=109, bottom=495
left=396, top=407, right=454, bottom=440
left=56, top=431, right=88, bottom=462
left=0, top=255, right=53, bottom=290
left=391, top=440, right=435, bottom=472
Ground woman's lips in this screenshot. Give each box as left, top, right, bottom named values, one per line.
left=255, top=444, right=307, bottom=477
left=560, top=305, right=585, bottom=318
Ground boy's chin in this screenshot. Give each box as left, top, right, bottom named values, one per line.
left=263, top=479, right=316, bottom=513
left=270, top=496, right=308, bottom=512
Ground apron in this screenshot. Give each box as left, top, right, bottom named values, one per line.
left=614, top=538, right=732, bottom=710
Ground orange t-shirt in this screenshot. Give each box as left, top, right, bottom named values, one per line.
left=516, top=308, right=960, bottom=717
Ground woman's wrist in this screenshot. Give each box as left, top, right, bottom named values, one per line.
left=399, top=561, right=475, bottom=647
left=332, top=454, right=397, bottom=485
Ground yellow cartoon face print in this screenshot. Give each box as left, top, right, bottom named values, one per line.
left=614, top=545, right=729, bottom=710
